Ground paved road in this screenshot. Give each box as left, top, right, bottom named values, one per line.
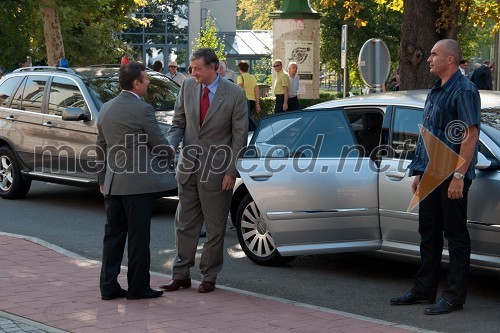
left=2, top=182, right=500, bottom=333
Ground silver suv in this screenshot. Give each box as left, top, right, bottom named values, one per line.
left=0, top=66, right=179, bottom=199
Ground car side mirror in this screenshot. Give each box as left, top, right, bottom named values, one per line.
left=475, top=151, right=492, bottom=170
left=62, top=107, right=91, bottom=121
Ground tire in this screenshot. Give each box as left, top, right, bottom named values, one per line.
left=0, top=147, right=31, bottom=199
left=234, top=193, right=295, bottom=266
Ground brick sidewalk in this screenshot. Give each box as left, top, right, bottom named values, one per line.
left=0, top=233, right=431, bottom=333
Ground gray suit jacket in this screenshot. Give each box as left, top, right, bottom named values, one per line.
left=168, top=77, right=248, bottom=189
left=96, top=91, right=177, bottom=195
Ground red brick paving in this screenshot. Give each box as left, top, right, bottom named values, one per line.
left=0, top=234, right=424, bottom=332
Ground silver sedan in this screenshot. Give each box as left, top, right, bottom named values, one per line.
left=231, top=90, right=500, bottom=267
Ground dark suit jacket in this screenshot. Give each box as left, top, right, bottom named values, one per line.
left=96, top=91, right=177, bottom=195
left=470, top=65, right=493, bottom=90
left=168, top=77, right=248, bottom=190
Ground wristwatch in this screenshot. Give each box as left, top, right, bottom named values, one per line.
left=453, top=172, right=464, bottom=180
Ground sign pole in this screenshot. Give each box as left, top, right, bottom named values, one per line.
left=341, top=25, right=347, bottom=98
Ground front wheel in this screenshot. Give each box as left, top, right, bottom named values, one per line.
left=234, top=193, right=295, bottom=266
left=0, top=147, right=31, bottom=199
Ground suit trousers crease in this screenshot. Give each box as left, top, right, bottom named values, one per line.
left=412, top=178, right=471, bottom=305
left=172, top=168, right=232, bottom=282
left=100, top=193, right=154, bottom=295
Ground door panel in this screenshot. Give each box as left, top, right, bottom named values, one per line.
left=3, top=75, right=49, bottom=170
left=380, top=106, right=500, bottom=265
left=239, top=110, right=380, bottom=249
left=42, top=77, right=97, bottom=177
left=379, top=106, right=422, bottom=248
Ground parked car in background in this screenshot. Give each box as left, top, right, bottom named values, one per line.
left=231, top=90, right=500, bottom=268
left=0, top=66, right=179, bottom=199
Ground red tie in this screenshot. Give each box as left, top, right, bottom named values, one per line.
left=200, top=86, right=210, bottom=126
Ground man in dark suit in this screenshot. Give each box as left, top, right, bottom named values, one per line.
left=161, top=48, right=248, bottom=293
left=470, top=60, right=493, bottom=90
left=97, top=63, right=176, bottom=300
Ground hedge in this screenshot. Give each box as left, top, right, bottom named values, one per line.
left=251, top=91, right=345, bottom=121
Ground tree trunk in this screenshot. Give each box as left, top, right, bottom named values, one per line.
left=398, top=0, right=449, bottom=90
left=40, top=0, right=64, bottom=66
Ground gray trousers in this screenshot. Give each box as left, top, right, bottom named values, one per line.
left=171, top=169, right=232, bottom=282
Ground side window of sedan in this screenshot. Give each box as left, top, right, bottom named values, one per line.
left=48, top=77, right=86, bottom=116
left=391, top=107, right=422, bottom=160
left=249, top=110, right=355, bottom=158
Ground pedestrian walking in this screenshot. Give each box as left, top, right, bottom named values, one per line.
left=287, top=61, right=300, bottom=110
left=272, top=59, right=290, bottom=113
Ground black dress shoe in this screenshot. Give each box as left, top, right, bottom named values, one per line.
left=101, top=288, right=127, bottom=301
left=198, top=281, right=215, bottom=293
left=390, top=291, right=435, bottom=305
left=424, top=298, right=463, bottom=315
left=126, top=288, right=163, bottom=300
left=159, top=279, right=192, bottom=291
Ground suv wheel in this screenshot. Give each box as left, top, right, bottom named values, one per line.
left=0, top=147, right=31, bottom=199
left=235, top=193, right=295, bottom=266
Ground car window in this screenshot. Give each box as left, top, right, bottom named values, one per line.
left=0, top=76, right=24, bottom=107
left=248, top=110, right=355, bottom=158
left=145, top=74, right=179, bottom=110
left=83, top=73, right=179, bottom=112
left=9, top=75, right=49, bottom=113
left=391, top=107, right=422, bottom=160
left=48, top=77, right=86, bottom=116
left=84, top=77, right=121, bottom=110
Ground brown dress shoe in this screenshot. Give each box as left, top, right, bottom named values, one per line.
left=159, top=279, right=191, bottom=291
left=198, top=281, right=215, bottom=293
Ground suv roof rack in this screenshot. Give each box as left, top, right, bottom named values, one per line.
left=13, top=66, right=76, bottom=74
left=86, top=64, right=121, bottom=68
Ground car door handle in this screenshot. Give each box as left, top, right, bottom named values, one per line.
left=43, top=121, right=54, bottom=127
left=5, top=115, right=15, bottom=120
left=248, top=171, right=272, bottom=180
left=385, top=170, right=406, bottom=180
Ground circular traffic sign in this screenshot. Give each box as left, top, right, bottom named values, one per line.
left=358, top=38, right=391, bottom=86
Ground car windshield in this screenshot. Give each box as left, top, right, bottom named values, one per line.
left=83, top=72, right=180, bottom=112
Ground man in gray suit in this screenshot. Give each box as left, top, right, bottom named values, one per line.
left=161, top=48, right=248, bottom=293
left=97, top=63, right=176, bottom=300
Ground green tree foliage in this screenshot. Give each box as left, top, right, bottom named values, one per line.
left=192, top=15, right=226, bottom=60
left=0, top=0, right=154, bottom=71
left=237, top=0, right=280, bottom=29
left=318, top=0, right=402, bottom=88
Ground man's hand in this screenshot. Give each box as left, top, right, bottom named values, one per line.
left=448, top=178, right=464, bottom=199
left=411, top=175, right=420, bottom=195
left=221, top=175, right=236, bottom=191
left=283, top=101, right=288, bottom=111
left=99, top=184, right=104, bottom=194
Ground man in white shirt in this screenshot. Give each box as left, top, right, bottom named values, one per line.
left=166, top=61, right=186, bottom=86
left=459, top=60, right=468, bottom=75
left=218, top=60, right=236, bottom=83
left=287, top=62, right=300, bottom=110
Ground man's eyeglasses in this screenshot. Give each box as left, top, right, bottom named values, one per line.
left=169, top=65, right=177, bottom=68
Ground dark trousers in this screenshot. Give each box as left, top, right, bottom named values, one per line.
left=100, top=193, right=155, bottom=296
left=274, top=94, right=285, bottom=114
left=411, top=178, right=471, bottom=305
left=247, top=100, right=257, bottom=131
left=287, top=96, right=300, bottom=111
